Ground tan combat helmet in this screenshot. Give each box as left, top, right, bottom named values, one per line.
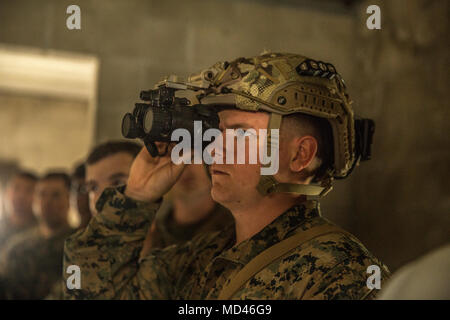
left=155, top=52, right=373, bottom=198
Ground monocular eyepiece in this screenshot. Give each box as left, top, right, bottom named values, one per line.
left=121, top=113, right=139, bottom=139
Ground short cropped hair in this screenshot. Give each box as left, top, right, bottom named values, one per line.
left=71, top=162, right=86, bottom=180
left=281, top=113, right=334, bottom=182
left=86, top=141, right=141, bottom=166
left=40, top=172, right=71, bottom=190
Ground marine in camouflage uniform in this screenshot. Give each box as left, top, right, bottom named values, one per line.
left=63, top=53, right=390, bottom=299
left=0, top=226, right=73, bottom=299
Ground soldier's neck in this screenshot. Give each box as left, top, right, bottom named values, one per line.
left=172, top=195, right=216, bottom=226
left=232, top=193, right=304, bottom=246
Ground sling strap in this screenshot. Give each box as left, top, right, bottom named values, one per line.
left=218, top=223, right=352, bottom=300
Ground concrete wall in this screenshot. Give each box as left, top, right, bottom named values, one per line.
left=350, top=0, right=450, bottom=269
left=0, top=93, right=91, bottom=173
left=0, top=0, right=448, bottom=271
left=0, top=0, right=358, bottom=141
left=0, top=0, right=358, bottom=250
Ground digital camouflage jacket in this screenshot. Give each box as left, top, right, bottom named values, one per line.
left=63, top=186, right=390, bottom=300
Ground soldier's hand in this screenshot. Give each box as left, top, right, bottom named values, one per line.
left=124, top=143, right=188, bottom=202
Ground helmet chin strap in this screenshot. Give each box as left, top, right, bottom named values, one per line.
left=256, top=113, right=333, bottom=200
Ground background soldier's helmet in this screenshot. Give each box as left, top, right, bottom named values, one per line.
left=155, top=52, right=374, bottom=197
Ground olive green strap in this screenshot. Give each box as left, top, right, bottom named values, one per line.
left=257, top=113, right=283, bottom=195
left=257, top=175, right=330, bottom=198
left=217, top=223, right=350, bottom=300
left=265, top=112, right=282, bottom=157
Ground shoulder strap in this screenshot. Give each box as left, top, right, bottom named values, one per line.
left=217, top=223, right=350, bottom=300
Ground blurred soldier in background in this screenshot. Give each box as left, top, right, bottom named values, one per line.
left=84, top=141, right=142, bottom=215
left=45, top=164, right=92, bottom=299
left=47, top=142, right=141, bottom=299
left=0, top=170, right=37, bottom=253
left=70, top=163, right=91, bottom=229
left=0, top=172, right=73, bottom=299
left=141, top=163, right=233, bottom=256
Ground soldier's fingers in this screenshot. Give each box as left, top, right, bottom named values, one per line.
left=154, top=142, right=170, bottom=155
left=139, top=146, right=160, bottom=165
left=164, top=142, right=178, bottom=156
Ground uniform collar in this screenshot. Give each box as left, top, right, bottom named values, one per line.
left=218, top=200, right=322, bottom=266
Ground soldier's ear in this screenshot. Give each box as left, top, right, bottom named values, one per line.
left=289, top=135, right=318, bottom=173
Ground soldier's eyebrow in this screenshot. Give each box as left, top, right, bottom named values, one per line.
left=219, top=122, right=252, bottom=130
left=229, top=123, right=252, bottom=129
